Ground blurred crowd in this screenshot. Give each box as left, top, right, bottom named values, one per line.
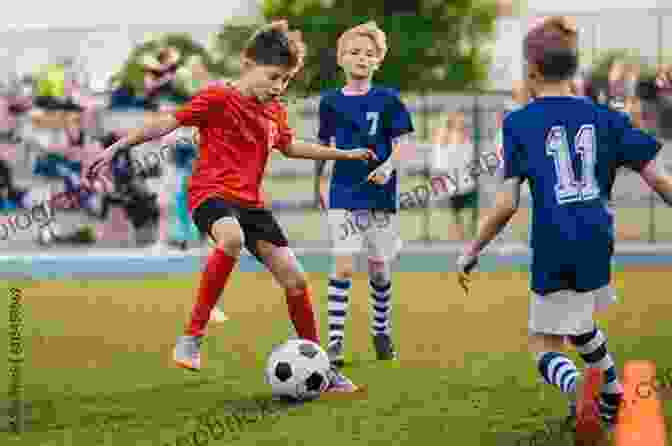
left=0, top=41, right=670, bottom=249
left=0, top=46, right=206, bottom=250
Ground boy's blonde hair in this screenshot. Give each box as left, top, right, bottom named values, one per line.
left=243, top=20, right=306, bottom=74
left=336, top=21, right=387, bottom=66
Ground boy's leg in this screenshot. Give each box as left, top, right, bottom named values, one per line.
left=173, top=198, right=242, bottom=371
left=529, top=288, right=604, bottom=436
left=365, top=209, right=401, bottom=360
left=573, top=245, right=621, bottom=431
left=326, top=209, right=361, bottom=366
left=246, top=210, right=359, bottom=392
left=243, top=209, right=320, bottom=344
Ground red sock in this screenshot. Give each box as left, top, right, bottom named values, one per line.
left=286, top=287, right=320, bottom=344
left=186, top=247, right=237, bottom=337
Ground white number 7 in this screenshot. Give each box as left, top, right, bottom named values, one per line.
left=366, top=112, right=379, bottom=136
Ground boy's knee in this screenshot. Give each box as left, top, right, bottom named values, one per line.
left=333, top=256, right=355, bottom=279
left=285, top=272, right=308, bottom=292
left=212, top=219, right=244, bottom=257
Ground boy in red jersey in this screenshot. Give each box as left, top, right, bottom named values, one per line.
left=87, top=20, right=375, bottom=392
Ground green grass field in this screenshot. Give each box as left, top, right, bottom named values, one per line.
left=0, top=268, right=671, bottom=445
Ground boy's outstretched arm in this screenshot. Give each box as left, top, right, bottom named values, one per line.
left=639, top=158, right=672, bottom=205
left=280, top=140, right=376, bottom=161
left=86, top=112, right=179, bottom=182
left=456, top=177, right=522, bottom=290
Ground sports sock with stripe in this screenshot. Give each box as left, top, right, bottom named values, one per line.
left=368, top=258, right=392, bottom=336
left=327, top=277, right=352, bottom=345
left=536, top=351, right=580, bottom=395
left=569, top=326, right=623, bottom=425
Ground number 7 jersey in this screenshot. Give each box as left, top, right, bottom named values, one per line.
left=501, top=96, right=662, bottom=294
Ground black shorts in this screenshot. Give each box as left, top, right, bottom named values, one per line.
left=192, top=197, right=289, bottom=263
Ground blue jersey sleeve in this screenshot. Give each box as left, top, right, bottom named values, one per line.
left=317, top=96, right=336, bottom=145
left=611, top=111, right=662, bottom=171
left=386, top=95, right=414, bottom=140
left=501, top=116, right=527, bottom=180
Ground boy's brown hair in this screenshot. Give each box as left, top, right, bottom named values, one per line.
left=242, top=20, right=306, bottom=74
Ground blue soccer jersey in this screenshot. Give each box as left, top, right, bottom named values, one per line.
left=318, top=86, right=413, bottom=210
left=502, top=96, right=662, bottom=295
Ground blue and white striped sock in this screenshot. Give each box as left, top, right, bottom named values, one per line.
left=370, top=278, right=392, bottom=336
left=327, top=277, right=351, bottom=345
left=537, top=351, right=579, bottom=394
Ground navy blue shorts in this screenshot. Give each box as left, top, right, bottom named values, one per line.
left=531, top=238, right=614, bottom=295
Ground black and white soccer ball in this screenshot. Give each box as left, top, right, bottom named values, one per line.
left=265, top=339, right=330, bottom=401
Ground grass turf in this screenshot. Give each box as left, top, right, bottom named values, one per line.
left=0, top=269, right=671, bottom=445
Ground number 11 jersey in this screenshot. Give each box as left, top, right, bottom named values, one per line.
left=501, top=96, right=662, bottom=295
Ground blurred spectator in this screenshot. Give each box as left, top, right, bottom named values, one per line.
left=100, top=131, right=161, bottom=247
left=431, top=111, right=478, bottom=241
left=0, top=75, right=33, bottom=143
left=180, top=55, right=212, bottom=96
left=142, top=47, right=189, bottom=110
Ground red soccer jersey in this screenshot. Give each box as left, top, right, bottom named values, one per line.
left=173, top=85, right=294, bottom=211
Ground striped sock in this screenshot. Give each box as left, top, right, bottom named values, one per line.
left=370, top=277, right=392, bottom=336
left=537, top=351, right=580, bottom=394
left=327, top=277, right=351, bottom=345
left=570, top=326, right=623, bottom=425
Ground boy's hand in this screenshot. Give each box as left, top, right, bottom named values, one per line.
left=456, top=253, right=479, bottom=294
left=367, top=161, right=394, bottom=185
left=83, top=149, right=116, bottom=189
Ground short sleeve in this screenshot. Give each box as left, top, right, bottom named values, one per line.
left=317, top=96, right=335, bottom=145
left=173, top=86, right=225, bottom=127
left=612, top=111, right=663, bottom=172
left=387, top=95, right=414, bottom=139
left=275, top=107, right=294, bottom=151
left=501, top=116, right=527, bottom=180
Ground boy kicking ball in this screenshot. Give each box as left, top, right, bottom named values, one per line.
left=457, top=16, right=672, bottom=440
left=316, top=22, right=413, bottom=367
left=87, top=20, right=376, bottom=393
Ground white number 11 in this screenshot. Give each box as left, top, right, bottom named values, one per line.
left=546, top=124, right=600, bottom=204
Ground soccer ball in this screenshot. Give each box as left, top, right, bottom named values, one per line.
left=265, top=339, right=331, bottom=401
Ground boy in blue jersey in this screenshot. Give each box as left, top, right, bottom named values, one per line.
left=457, top=16, right=672, bottom=437
left=317, top=22, right=414, bottom=367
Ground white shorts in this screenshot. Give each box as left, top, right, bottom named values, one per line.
left=326, top=209, right=402, bottom=261
left=528, top=285, right=617, bottom=336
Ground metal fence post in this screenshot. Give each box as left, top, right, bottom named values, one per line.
left=421, top=92, right=432, bottom=243
left=472, top=94, right=481, bottom=231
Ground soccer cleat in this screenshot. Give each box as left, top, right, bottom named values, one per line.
left=173, top=335, right=203, bottom=371
left=574, top=368, right=607, bottom=445
left=372, top=333, right=397, bottom=360
left=326, top=339, right=345, bottom=368
left=209, top=307, right=229, bottom=323
left=325, top=366, right=358, bottom=393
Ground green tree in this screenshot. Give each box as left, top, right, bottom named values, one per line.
left=211, top=0, right=499, bottom=99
